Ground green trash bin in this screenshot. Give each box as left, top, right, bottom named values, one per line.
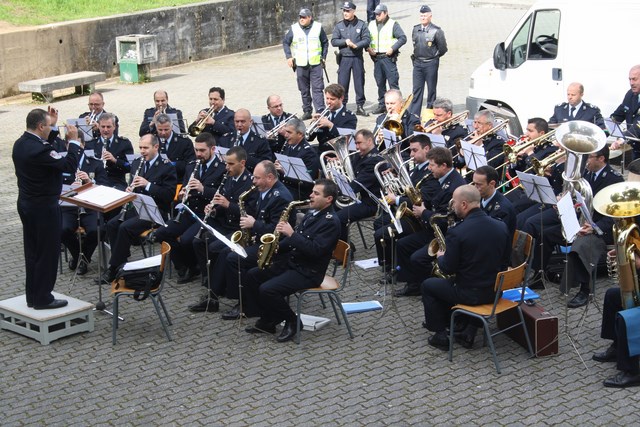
left=119, top=59, right=139, bottom=83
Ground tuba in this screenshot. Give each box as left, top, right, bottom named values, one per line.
left=231, top=185, right=257, bottom=247
left=593, top=182, right=640, bottom=309
left=427, top=201, right=456, bottom=279
left=257, top=199, right=310, bottom=270
left=320, top=135, right=357, bottom=208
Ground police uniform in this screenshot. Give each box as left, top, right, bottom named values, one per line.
left=158, top=132, right=196, bottom=182
left=308, top=106, right=357, bottom=153
left=86, top=135, right=134, bottom=191
left=280, top=139, right=320, bottom=200
left=283, top=20, right=329, bottom=115
left=548, top=101, right=605, bottom=129
left=482, top=190, right=517, bottom=238
left=60, top=154, right=109, bottom=270
left=138, top=106, right=185, bottom=136
left=373, top=110, right=420, bottom=151
left=611, top=90, right=640, bottom=158
left=331, top=7, right=371, bottom=109
left=244, top=205, right=341, bottom=327
left=368, top=16, right=407, bottom=109
left=218, top=130, right=273, bottom=172
left=105, top=155, right=177, bottom=273
left=13, top=130, right=82, bottom=307
left=79, top=110, right=119, bottom=139
left=154, top=157, right=226, bottom=274
left=409, top=17, right=448, bottom=115
left=262, top=111, right=293, bottom=154
left=421, top=208, right=511, bottom=333
left=189, top=106, right=235, bottom=139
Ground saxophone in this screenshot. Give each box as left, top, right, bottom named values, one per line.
left=230, top=185, right=257, bottom=247
left=427, top=201, right=456, bottom=279
left=257, top=199, right=310, bottom=270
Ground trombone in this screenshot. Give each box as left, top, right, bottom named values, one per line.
left=496, top=149, right=566, bottom=194
left=305, top=109, right=331, bottom=139
left=374, top=93, right=413, bottom=142
left=188, top=106, right=216, bottom=137
left=491, top=129, right=557, bottom=169
left=415, top=110, right=469, bottom=134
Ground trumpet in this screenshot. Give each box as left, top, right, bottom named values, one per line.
left=119, top=159, right=145, bottom=222
left=415, top=110, right=469, bottom=134
left=267, top=114, right=297, bottom=140
left=305, top=109, right=331, bottom=139
left=86, top=109, right=98, bottom=127
left=174, top=160, right=201, bottom=223
left=188, top=106, right=216, bottom=137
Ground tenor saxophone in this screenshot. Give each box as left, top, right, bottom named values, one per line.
left=257, top=199, right=310, bottom=270
left=230, top=185, right=257, bottom=247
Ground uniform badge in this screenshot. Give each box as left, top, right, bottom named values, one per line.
left=356, top=29, right=361, bottom=34
left=428, top=42, right=432, bottom=47
left=273, top=190, right=279, bottom=197
left=442, top=182, right=450, bottom=190
left=494, top=202, right=501, bottom=211
left=326, top=213, right=333, bottom=219
left=50, top=151, right=62, bottom=159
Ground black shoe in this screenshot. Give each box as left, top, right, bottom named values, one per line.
left=34, top=299, right=68, bottom=310
left=245, top=319, right=277, bottom=334
left=356, top=106, right=370, bottom=117
left=593, top=344, right=617, bottom=363
left=301, top=111, right=312, bottom=120
left=277, top=319, right=303, bottom=343
left=177, top=268, right=200, bottom=284
left=188, top=295, right=219, bottom=313
left=603, top=371, right=640, bottom=388
left=371, top=105, right=386, bottom=115
left=77, top=260, right=88, bottom=276
left=394, top=283, right=421, bottom=297
left=176, top=266, right=188, bottom=279
left=454, top=325, right=477, bottom=349
left=428, top=331, right=450, bottom=351
left=221, top=304, right=242, bottom=320
left=567, top=291, right=589, bottom=308
left=68, top=257, right=78, bottom=271
left=101, top=267, right=117, bottom=284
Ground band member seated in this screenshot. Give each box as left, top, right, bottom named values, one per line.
left=395, top=146, right=466, bottom=296
left=548, top=82, right=605, bottom=129
left=139, top=90, right=185, bottom=136
left=423, top=97, right=467, bottom=149
left=154, top=113, right=196, bottom=182
left=610, top=65, right=640, bottom=159
left=153, top=132, right=226, bottom=285
left=275, top=117, right=319, bottom=200
left=189, top=147, right=254, bottom=313
left=80, top=92, right=119, bottom=139
left=86, top=113, right=134, bottom=191
left=188, top=86, right=235, bottom=139
left=335, top=129, right=383, bottom=243
left=61, top=146, right=109, bottom=275
left=261, top=95, right=293, bottom=154
left=522, top=145, right=622, bottom=290
left=243, top=179, right=341, bottom=342
left=472, top=165, right=516, bottom=238
left=101, top=134, right=177, bottom=283
left=373, top=89, right=420, bottom=150
left=219, top=109, right=273, bottom=172
left=456, top=110, right=505, bottom=175
left=594, top=284, right=640, bottom=388
left=422, top=185, right=511, bottom=350
left=307, top=83, right=357, bottom=153
left=374, top=134, right=438, bottom=274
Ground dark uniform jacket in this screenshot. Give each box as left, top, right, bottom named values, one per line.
left=331, top=18, right=371, bottom=58
left=210, top=169, right=254, bottom=235
left=482, top=190, right=517, bottom=238
left=584, top=164, right=624, bottom=244
left=374, top=110, right=421, bottom=148
left=181, top=157, right=226, bottom=217
left=251, top=180, right=294, bottom=238
left=412, top=23, right=447, bottom=60
left=309, top=106, right=357, bottom=151
left=159, top=133, right=196, bottom=182
left=261, top=112, right=293, bottom=154
left=139, top=106, right=185, bottom=136
left=219, top=130, right=273, bottom=172
left=420, top=168, right=466, bottom=228
left=280, top=140, right=320, bottom=200
left=190, top=106, right=235, bottom=139
left=437, top=208, right=510, bottom=290
left=79, top=110, right=119, bottom=139
left=86, top=135, right=134, bottom=190
left=128, top=155, right=177, bottom=218
left=278, top=206, right=341, bottom=281
left=61, top=154, right=109, bottom=187
left=350, top=147, right=383, bottom=208
left=442, top=123, right=468, bottom=148
left=611, top=89, right=640, bottom=126
left=13, top=131, right=82, bottom=203
left=548, top=101, right=605, bottom=129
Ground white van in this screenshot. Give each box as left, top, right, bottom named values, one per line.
left=466, top=0, right=640, bottom=135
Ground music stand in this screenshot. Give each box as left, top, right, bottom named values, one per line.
left=459, top=140, right=488, bottom=172
left=605, top=118, right=628, bottom=173
left=215, top=146, right=229, bottom=162
left=132, top=194, right=167, bottom=227
left=329, top=167, right=359, bottom=203
left=66, top=118, right=93, bottom=142
left=251, top=116, right=267, bottom=138
left=424, top=133, right=447, bottom=148
left=275, top=154, right=314, bottom=184
left=60, top=183, right=135, bottom=314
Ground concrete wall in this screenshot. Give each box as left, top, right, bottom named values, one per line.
left=0, top=0, right=340, bottom=98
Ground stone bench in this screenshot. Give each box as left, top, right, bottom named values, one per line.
left=18, top=71, right=106, bottom=102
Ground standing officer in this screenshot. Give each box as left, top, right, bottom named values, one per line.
left=548, top=82, right=605, bottom=129
left=367, top=4, right=407, bottom=115
left=409, top=5, right=448, bottom=117
left=331, top=2, right=371, bottom=117
left=367, top=0, right=381, bottom=22
left=283, top=8, right=329, bottom=121
left=13, top=108, right=82, bottom=309
left=138, top=89, right=185, bottom=136
left=610, top=65, right=640, bottom=159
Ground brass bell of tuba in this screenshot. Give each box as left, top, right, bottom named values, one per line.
left=320, top=135, right=357, bottom=208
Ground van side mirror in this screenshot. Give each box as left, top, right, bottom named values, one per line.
left=493, top=42, right=507, bottom=70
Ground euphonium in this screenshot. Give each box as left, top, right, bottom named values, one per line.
left=257, top=199, right=310, bottom=270
left=320, top=135, right=357, bottom=208
left=593, top=182, right=640, bottom=309
left=188, top=106, right=216, bottom=137
left=231, top=185, right=257, bottom=247
left=427, top=201, right=456, bottom=279
left=174, top=159, right=200, bottom=223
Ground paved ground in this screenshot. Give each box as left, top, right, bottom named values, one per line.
left=1, top=1, right=637, bottom=425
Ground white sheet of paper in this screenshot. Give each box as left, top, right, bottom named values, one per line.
left=122, top=254, right=162, bottom=271
left=381, top=129, right=397, bottom=149
left=557, top=192, right=581, bottom=243
left=460, top=140, right=487, bottom=170
left=354, top=258, right=379, bottom=269
left=126, top=154, right=142, bottom=163
left=516, top=171, right=558, bottom=205
left=425, top=132, right=446, bottom=148
left=133, top=193, right=166, bottom=227
left=73, top=185, right=131, bottom=207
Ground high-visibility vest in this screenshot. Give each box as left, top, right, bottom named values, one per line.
left=291, top=21, right=322, bottom=66
left=369, top=18, right=397, bottom=53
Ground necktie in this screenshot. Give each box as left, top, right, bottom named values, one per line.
left=104, top=138, right=110, bottom=150
left=200, top=163, right=206, bottom=179
left=570, top=106, right=576, bottom=118
left=144, top=161, right=149, bottom=176
left=592, top=172, right=597, bottom=184
left=331, top=111, right=336, bottom=121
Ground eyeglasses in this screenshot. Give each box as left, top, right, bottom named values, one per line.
left=473, top=120, right=489, bottom=125
left=270, top=104, right=283, bottom=108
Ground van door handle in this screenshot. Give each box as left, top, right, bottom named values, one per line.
left=552, top=68, right=562, bottom=81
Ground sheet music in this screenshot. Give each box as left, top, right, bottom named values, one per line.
left=122, top=254, right=162, bottom=271
left=574, top=191, right=603, bottom=235
left=460, top=140, right=487, bottom=171
left=133, top=193, right=166, bottom=227
left=182, top=205, right=248, bottom=258
left=73, top=185, right=132, bottom=207
left=126, top=154, right=142, bottom=163
left=424, top=132, right=446, bottom=148
left=251, top=116, right=267, bottom=137
left=337, top=127, right=356, bottom=136
left=329, top=167, right=359, bottom=203
left=557, top=192, right=581, bottom=243
left=516, top=171, right=557, bottom=205
left=381, top=129, right=397, bottom=149
left=66, top=118, right=93, bottom=141
left=275, top=154, right=314, bottom=182
left=604, top=118, right=625, bottom=138
left=216, top=146, right=229, bottom=162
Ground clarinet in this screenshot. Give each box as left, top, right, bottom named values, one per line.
left=195, top=172, right=228, bottom=239
left=74, top=168, right=88, bottom=216
left=174, top=160, right=201, bottom=223
left=118, top=159, right=145, bottom=222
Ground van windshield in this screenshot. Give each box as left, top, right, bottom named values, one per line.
left=508, top=9, right=560, bottom=68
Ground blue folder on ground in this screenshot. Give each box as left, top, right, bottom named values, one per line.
left=342, top=301, right=383, bottom=314
left=501, top=287, right=540, bottom=302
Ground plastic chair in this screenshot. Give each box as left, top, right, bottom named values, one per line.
left=448, top=262, right=534, bottom=374
left=111, top=242, right=172, bottom=345
left=295, top=240, right=354, bottom=344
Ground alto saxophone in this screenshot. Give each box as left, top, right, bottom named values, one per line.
left=230, top=185, right=257, bottom=247
left=257, top=199, right=310, bottom=270
left=427, top=201, right=456, bottom=279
